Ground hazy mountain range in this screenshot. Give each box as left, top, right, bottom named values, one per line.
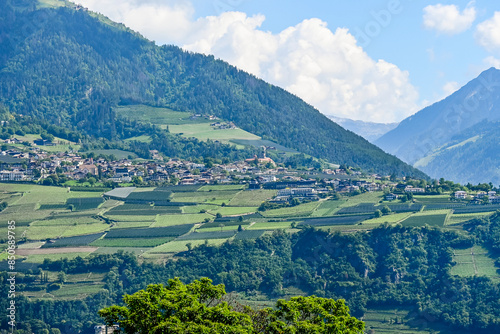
left=329, top=117, right=399, bottom=143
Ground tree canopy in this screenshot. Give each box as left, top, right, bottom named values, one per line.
left=98, top=278, right=364, bottom=334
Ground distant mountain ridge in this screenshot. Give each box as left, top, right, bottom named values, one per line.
left=329, top=116, right=398, bottom=143
left=0, top=0, right=425, bottom=177
left=376, top=67, right=500, bottom=184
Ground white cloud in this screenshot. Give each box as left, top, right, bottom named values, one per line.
left=423, top=3, right=476, bottom=35
left=443, top=81, right=460, bottom=96
left=483, top=56, right=500, bottom=68
left=476, top=12, right=500, bottom=53
left=74, top=0, right=420, bottom=123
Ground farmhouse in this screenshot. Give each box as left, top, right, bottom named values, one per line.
left=454, top=191, right=468, bottom=199
left=405, top=185, right=425, bottom=193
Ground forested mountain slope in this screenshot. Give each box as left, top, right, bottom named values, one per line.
left=376, top=68, right=500, bottom=164
left=0, top=0, right=425, bottom=177
left=376, top=68, right=500, bottom=184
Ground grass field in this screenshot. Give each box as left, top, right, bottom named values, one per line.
left=168, top=123, right=260, bottom=143
left=228, top=189, right=277, bottom=207
left=451, top=246, right=499, bottom=280
left=115, top=105, right=194, bottom=125
left=118, top=104, right=262, bottom=145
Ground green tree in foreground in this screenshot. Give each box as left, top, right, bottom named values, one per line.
left=99, top=278, right=364, bottom=334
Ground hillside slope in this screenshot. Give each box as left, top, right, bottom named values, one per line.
left=0, top=0, right=425, bottom=177
left=376, top=67, right=500, bottom=164
left=375, top=67, right=500, bottom=183
left=413, top=120, right=500, bottom=185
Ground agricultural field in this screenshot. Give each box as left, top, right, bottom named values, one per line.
left=362, top=212, right=413, bottom=225
left=247, top=221, right=295, bottom=230
left=198, top=184, right=246, bottom=191
left=208, top=206, right=258, bottom=216
left=153, top=213, right=212, bottom=227
left=104, top=225, right=194, bottom=238
left=400, top=213, right=448, bottom=227
left=66, top=197, right=104, bottom=211
left=171, top=190, right=241, bottom=205
left=299, top=215, right=369, bottom=227
left=41, top=233, right=105, bottom=248
left=453, top=204, right=500, bottom=214
left=26, top=221, right=109, bottom=240
left=336, top=203, right=375, bottom=215
left=451, top=246, right=499, bottom=281
left=228, top=189, right=277, bottom=207
left=91, top=237, right=175, bottom=247
left=310, top=200, right=345, bottom=217
left=261, top=201, right=321, bottom=218
left=447, top=212, right=492, bottom=225
left=105, top=203, right=182, bottom=215
left=145, top=238, right=229, bottom=254
left=21, top=251, right=96, bottom=264
left=176, top=230, right=237, bottom=240
left=339, top=192, right=384, bottom=208
left=362, top=307, right=447, bottom=334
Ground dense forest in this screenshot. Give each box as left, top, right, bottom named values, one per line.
left=0, top=0, right=426, bottom=177
left=2, top=213, right=500, bottom=333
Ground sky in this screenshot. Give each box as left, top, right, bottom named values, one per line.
left=72, top=0, right=500, bottom=123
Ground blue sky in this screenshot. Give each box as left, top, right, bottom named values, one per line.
left=75, top=0, right=500, bottom=123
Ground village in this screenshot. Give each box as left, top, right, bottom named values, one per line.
left=0, top=143, right=498, bottom=205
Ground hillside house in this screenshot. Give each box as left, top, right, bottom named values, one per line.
left=405, top=185, right=425, bottom=193
left=454, top=191, right=468, bottom=199
left=385, top=193, right=398, bottom=201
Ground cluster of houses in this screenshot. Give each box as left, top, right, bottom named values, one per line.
left=0, top=143, right=398, bottom=198
left=455, top=190, right=500, bottom=204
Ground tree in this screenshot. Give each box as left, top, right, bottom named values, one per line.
left=255, top=296, right=365, bottom=334
left=98, top=278, right=253, bottom=333
left=374, top=209, right=382, bottom=218
left=381, top=205, right=392, bottom=215
left=99, top=278, right=365, bottom=334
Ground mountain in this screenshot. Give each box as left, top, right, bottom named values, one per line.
left=376, top=67, right=500, bottom=184
left=329, top=116, right=398, bottom=143
left=413, top=120, right=500, bottom=185
left=0, top=0, right=426, bottom=177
